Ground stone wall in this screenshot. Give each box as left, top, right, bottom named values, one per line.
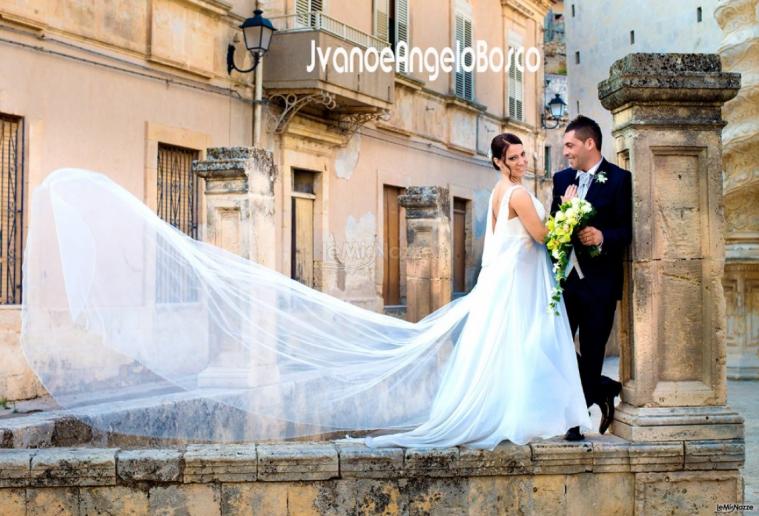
left=0, top=308, right=43, bottom=402
left=0, top=437, right=745, bottom=515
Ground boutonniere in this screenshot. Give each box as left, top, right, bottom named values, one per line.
left=594, top=171, right=608, bottom=184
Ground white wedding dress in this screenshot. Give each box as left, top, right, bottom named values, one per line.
left=365, top=185, right=591, bottom=448
left=22, top=170, right=590, bottom=449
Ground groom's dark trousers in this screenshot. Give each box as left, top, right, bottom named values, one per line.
left=551, top=158, right=632, bottom=408
left=562, top=273, right=619, bottom=406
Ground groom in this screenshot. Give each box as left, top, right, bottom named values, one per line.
left=550, top=115, right=632, bottom=441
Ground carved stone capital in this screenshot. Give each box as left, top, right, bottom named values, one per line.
left=193, top=147, right=277, bottom=196
left=598, top=54, right=741, bottom=120
left=398, top=186, right=451, bottom=220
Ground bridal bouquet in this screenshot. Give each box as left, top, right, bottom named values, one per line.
left=545, top=198, right=597, bottom=315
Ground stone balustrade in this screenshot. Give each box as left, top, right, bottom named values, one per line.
left=0, top=435, right=745, bottom=514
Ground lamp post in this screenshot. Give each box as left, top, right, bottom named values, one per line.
left=541, top=92, right=567, bottom=129
left=227, top=9, right=276, bottom=146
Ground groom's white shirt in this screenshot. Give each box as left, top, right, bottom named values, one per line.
left=566, top=158, right=604, bottom=279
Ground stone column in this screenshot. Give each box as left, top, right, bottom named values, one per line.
left=716, top=0, right=759, bottom=380
left=192, top=147, right=279, bottom=387
left=599, top=54, right=743, bottom=441
left=398, top=187, right=452, bottom=322
left=194, top=147, right=277, bottom=268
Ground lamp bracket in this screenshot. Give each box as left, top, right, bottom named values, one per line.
left=227, top=44, right=261, bottom=75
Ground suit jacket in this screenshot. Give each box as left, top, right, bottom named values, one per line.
left=550, top=158, right=632, bottom=301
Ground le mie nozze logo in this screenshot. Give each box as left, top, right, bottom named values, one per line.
left=307, top=40, right=542, bottom=81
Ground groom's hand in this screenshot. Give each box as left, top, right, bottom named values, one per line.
left=578, top=227, right=604, bottom=247
left=561, top=185, right=578, bottom=204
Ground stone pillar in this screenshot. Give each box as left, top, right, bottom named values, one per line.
left=194, top=147, right=277, bottom=268
left=398, top=187, right=452, bottom=322
left=716, top=0, right=759, bottom=380
left=598, top=54, right=743, bottom=441
left=192, top=147, right=279, bottom=387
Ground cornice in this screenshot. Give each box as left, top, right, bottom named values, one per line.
left=0, top=11, right=47, bottom=32
left=180, top=0, right=233, bottom=17
left=394, top=73, right=425, bottom=92
left=501, top=0, right=552, bottom=19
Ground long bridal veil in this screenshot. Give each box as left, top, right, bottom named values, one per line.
left=21, top=169, right=473, bottom=441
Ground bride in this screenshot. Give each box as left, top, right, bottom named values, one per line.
left=21, top=133, right=590, bottom=450
left=365, top=133, right=590, bottom=448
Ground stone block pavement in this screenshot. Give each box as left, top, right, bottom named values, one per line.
left=729, top=379, right=758, bottom=504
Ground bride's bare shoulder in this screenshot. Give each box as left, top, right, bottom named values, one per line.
left=509, top=184, right=530, bottom=201
left=509, top=186, right=534, bottom=212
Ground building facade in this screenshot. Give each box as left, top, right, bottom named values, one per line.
left=717, top=0, right=759, bottom=379
left=565, top=0, right=723, bottom=165
left=542, top=0, right=568, bottom=175
left=0, top=0, right=553, bottom=400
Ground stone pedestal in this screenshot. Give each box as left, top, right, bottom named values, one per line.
left=192, top=147, right=279, bottom=387
left=716, top=0, right=759, bottom=380
left=398, top=187, right=452, bottom=322
left=598, top=54, right=743, bottom=441
left=194, top=147, right=277, bottom=268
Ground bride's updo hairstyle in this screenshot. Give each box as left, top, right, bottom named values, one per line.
left=490, top=133, right=523, bottom=171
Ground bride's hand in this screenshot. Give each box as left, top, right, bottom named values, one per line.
left=561, top=185, right=578, bottom=204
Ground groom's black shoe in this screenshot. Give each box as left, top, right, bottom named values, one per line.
left=598, top=382, right=622, bottom=435
left=564, top=426, right=584, bottom=441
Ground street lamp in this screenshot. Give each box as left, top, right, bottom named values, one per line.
left=227, top=9, right=276, bottom=147
left=542, top=93, right=567, bottom=129
left=227, top=9, right=276, bottom=75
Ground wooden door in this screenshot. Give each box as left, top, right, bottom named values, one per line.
left=292, top=195, right=314, bottom=286
left=291, top=170, right=316, bottom=287
left=383, top=186, right=401, bottom=305
left=453, top=198, right=467, bottom=294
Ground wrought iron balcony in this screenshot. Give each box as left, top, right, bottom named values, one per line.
left=263, top=12, right=394, bottom=135
left=272, top=12, right=389, bottom=50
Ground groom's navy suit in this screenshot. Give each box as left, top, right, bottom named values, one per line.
left=551, top=158, right=632, bottom=408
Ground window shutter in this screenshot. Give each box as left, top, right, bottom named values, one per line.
left=374, top=0, right=389, bottom=42
left=508, top=46, right=524, bottom=121
left=455, top=14, right=473, bottom=100
left=395, top=0, right=409, bottom=73
left=296, top=0, right=309, bottom=26
left=296, top=0, right=321, bottom=28
left=455, top=15, right=465, bottom=98
left=516, top=65, right=523, bottom=121
left=508, top=48, right=516, bottom=117
left=463, top=18, right=473, bottom=100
